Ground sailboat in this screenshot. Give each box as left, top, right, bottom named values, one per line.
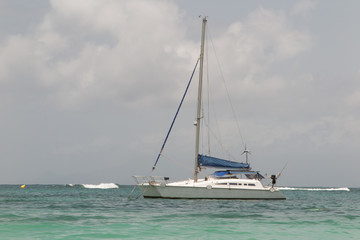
left=133, top=17, right=286, bottom=200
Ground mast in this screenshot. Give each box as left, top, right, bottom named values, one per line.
left=194, top=17, right=207, bottom=182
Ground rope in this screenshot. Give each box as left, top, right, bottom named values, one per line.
left=128, top=184, right=153, bottom=200
left=208, top=28, right=245, bottom=149
left=277, top=161, right=288, bottom=178
left=204, top=122, right=238, bottom=161
left=152, top=58, right=200, bottom=170
left=205, top=28, right=211, bottom=155
left=127, top=185, right=139, bottom=200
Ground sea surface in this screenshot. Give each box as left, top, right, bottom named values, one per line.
left=0, top=184, right=359, bottom=239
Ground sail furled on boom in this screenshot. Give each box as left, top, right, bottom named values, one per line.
left=198, top=154, right=249, bottom=169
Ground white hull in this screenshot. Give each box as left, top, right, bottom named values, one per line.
left=137, top=178, right=286, bottom=200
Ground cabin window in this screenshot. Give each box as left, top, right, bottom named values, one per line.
left=229, top=183, right=237, bottom=186
left=248, top=183, right=255, bottom=186
left=216, top=183, right=227, bottom=185
left=244, top=183, right=248, bottom=186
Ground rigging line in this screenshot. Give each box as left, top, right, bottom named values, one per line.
left=204, top=122, right=238, bottom=161
left=277, top=161, right=288, bottom=178
left=208, top=79, right=225, bottom=157
left=128, top=185, right=140, bottom=200
left=201, top=108, right=206, bottom=155
left=204, top=25, right=225, bottom=158
left=206, top=26, right=211, bottom=155
left=208, top=29, right=246, bottom=149
left=152, top=58, right=200, bottom=171
left=200, top=27, right=210, bottom=156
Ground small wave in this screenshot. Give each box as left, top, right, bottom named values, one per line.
left=82, top=183, right=119, bottom=189
left=279, top=187, right=350, bottom=191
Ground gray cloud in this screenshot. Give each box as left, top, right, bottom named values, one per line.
left=0, top=0, right=359, bottom=187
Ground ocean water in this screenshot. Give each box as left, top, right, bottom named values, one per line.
left=0, top=184, right=359, bottom=239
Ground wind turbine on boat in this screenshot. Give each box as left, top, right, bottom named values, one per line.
left=241, top=144, right=251, bottom=164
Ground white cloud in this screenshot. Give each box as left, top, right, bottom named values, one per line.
left=200, top=6, right=313, bottom=109
left=213, top=7, right=312, bottom=79
left=0, top=0, right=199, bottom=110
left=0, top=3, right=313, bottom=111
left=291, top=0, right=318, bottom=16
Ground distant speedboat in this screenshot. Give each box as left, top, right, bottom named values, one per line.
left=134, top=17, right=285, bottom=200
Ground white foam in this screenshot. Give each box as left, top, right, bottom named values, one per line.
left=278, top=187, right=350, bottom=191
left=82, top=183, right=119, bottom=189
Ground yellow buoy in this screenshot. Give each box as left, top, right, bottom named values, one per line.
left=20, top=184, right=26, bottom=189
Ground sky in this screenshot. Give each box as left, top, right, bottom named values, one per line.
left=0, top=0, right=359, bottom=187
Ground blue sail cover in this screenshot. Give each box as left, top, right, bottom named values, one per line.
left=198, top=154, right=249, bottom=169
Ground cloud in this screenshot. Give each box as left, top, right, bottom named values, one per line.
left=291, top=0, right=318, bottom=16
left=208, top=7, right=312, bottom=98
left=1, top=1, right=359, bottom=186
left=0, top=0, right=198, bottom=111
left=0, top=3, right=313, bottom=112
left=0, top=0, right=197, bottom=183
left=196, top=7, right=314, bottom=149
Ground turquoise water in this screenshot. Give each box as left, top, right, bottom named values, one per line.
left=1, top=184, right=359, bottom=239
